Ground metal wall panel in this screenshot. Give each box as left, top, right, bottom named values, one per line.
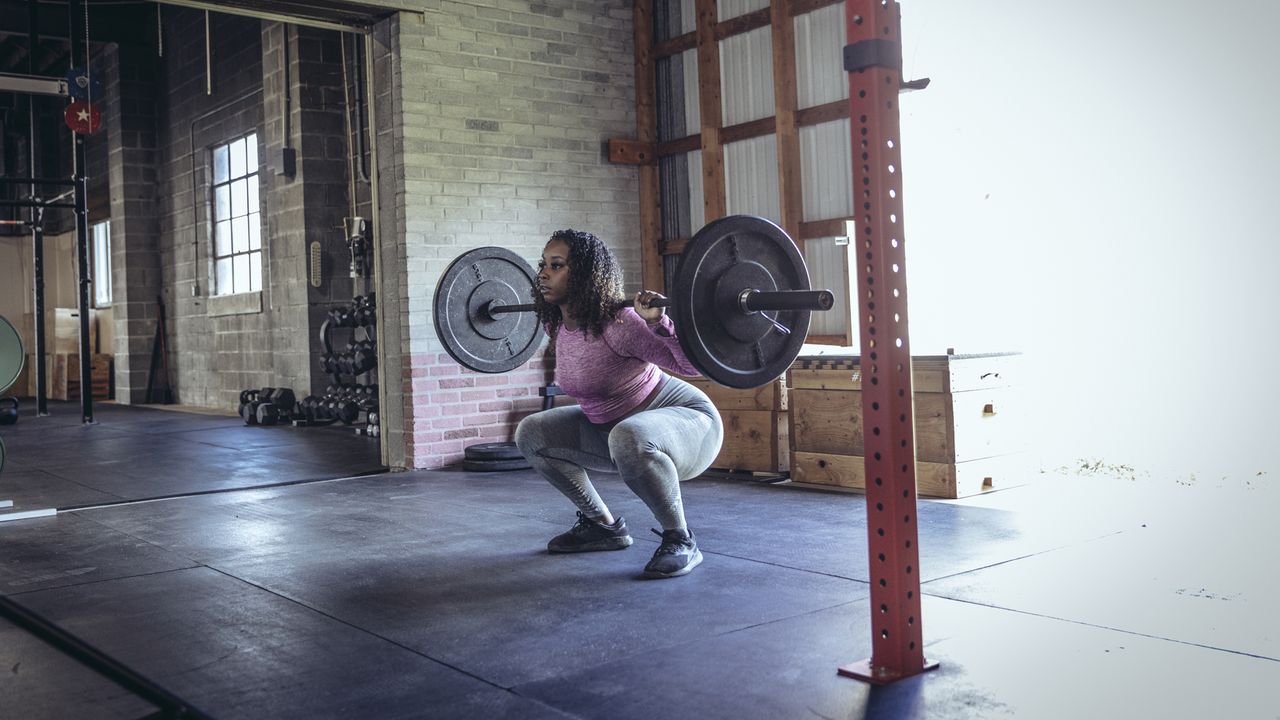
left=720, top=26, right=774, bottom=126
left=794, top=2, right=848, bottom=108
left=803, top=236, right=853, bottom=337
left=655, top=0, right=697, bottom=39
left=661, top=149, right=705, bottom=242
left=718, top=0, right=769, bottom=21
left=682, top=48, right=700, bottom=133
left=656, top=49, right=699, bottom=141
left=799, top=118, right=853, bottom=222
left=687, top=149, right=705, bottom=233
left=724, top=135, right=780, bottom=223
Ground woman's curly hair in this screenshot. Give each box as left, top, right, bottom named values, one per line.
left=533, top=229, right=625, bottom=338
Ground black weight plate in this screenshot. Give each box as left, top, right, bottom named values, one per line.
left=0, top=435, right=5, bottom=473
left=672, top=215, right=812, bottom=389
left=462, top=457, right=532, bottom=472
left=434, top=247, right=544, bottom=374
left=464, top=441, right=525, bottom=461
left=0, top=315, right=25, bottom=396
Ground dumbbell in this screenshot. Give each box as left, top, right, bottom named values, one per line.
left=352, top=341, right=377, bottom=374
left=241, top=388, right=267, bottom=425
left=255, top=387, right=281, bottom=425
left=328, top=305, right=356, bottom=328
left=308, top=395, right=332, bottom=420
left=266, top=388, right=297, bottom=424
left=335, top=397, right=361, bottom=425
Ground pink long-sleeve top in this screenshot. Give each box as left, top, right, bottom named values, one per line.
left=552, top=307, right=701, bottom=424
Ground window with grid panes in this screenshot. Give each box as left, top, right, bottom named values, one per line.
left=211, top=133, right=262, bottom=295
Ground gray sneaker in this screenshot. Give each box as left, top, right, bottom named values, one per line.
left=548, top=511, right=634, bottom=553
left=641, top=528, right=703, bottom=578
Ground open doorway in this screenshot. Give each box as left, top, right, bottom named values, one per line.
left=1, top=0, right=406, bottom=517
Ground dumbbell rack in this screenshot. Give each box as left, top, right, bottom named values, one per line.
left=294, top=294, right=380, bottom=436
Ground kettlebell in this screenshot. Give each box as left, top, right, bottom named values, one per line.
left=0, top=397, right=18, bottom=425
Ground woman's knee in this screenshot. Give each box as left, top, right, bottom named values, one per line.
left=607, top=423, right=654, bottom=460
left=514, top=413, right=544, bottom=454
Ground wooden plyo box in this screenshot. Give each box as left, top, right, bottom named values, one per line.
left=53, top=308, right=98, bottom=355
left=682, top=375, right=789, bottom=474
left=786, top=353, right=1023, bottom=498
left=27, top=353, right=113, bottom=401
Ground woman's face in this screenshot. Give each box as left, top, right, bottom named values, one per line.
left=537, top=238, right=571, bottom=307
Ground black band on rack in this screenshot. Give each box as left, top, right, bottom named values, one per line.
left=843, top=39, right=902, bottom=73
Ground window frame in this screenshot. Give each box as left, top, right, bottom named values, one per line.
left=91, top=220, right=112, bottom=308
left=209, top=132, right=263, bottom=297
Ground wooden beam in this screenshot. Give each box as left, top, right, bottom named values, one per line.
left=657, top=134, right=702, bottom=157
left=660, top=237, right=690, bottom=256
left=805, top=334, right=849, bottom=346
left=713, top=6, right=771, bottom=41
left=720, top=115, right=775, bottom=145
left=653, top=32, right=696, bottom=59
left=771, top=0, right=803, bottom=245
left=790, top=0, right=844, bottom=17
left=607, top=138, right=657, bottom=165
left=796, top=99, right=849, bottom=126
left=654, top=1, right=837, bottom=59
left=695, top=0, right=725, bottom=221
left=634, top=0, right=664, bottom=293
left=655, top=100, right=848, bottom=160
left=799, top=216, right=854, bottom=240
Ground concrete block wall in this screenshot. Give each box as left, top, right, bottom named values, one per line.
left=155, top=9, right=274, bottom=408
left=76, top=8, right=379, bottom=419
left=99, top=42, right=162, bottom=403
left=383, top=1, right=641, bottom=468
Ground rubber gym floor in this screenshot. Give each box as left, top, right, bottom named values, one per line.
left=1, top=402, right=1276, bottom=719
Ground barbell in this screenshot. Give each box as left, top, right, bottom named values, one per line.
left=433, top=214, right=834, bottom=389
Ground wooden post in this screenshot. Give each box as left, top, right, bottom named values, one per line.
left=695, top=0, right=726, bottom=222
left=771, top=0, right=803, bottom=244
left=632, top=0, right=665, bottom=293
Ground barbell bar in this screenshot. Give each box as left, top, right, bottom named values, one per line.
left=483, top=289, right=832, bottom=318
left=433, top=214, right=834, bottom=388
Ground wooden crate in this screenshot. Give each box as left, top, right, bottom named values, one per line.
left=51, top=353, right=77, bottom=401
left=790, top=451, right=1019, bottom=498
left=790, top=386, right=1019, bottom=464
left=9, top=355, right=30, bottom=398
left=715, top=409, right=789, bottom=473
left=90, top=354, right=113, bottom=400
left=35, top=353, right=113, bottom=401
left=682, top=375, right=789, bottom=473
left=785, top=353, right=1023, bottom=498
left=681, top=374, right=787, bottom=411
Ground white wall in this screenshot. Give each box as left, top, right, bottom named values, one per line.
left=0, top=233, right=114, bottom=363
left=895, top=0, right=1280, bottom=480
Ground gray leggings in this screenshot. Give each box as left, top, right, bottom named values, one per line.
left=514, top=375, right=724, bottom=531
